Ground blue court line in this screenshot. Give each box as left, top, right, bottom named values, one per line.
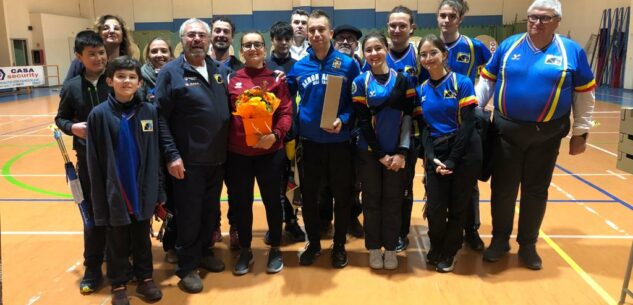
left=555, top=164, right=633, bottom=211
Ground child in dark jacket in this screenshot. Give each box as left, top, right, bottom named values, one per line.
left=86, top=56, right=164, bottom=305
left=54, top=30, right=109, bottom=294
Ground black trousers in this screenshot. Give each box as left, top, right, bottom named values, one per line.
left=106, top=218, right=153, bottom=286
left=225, top=150, right=284, bottom=248
left=464, top=184, right=481, bottom=233
left=490, top=112, right=569, bottom=245
left=162, top=168, right=177, bottom=251
left=318, top=174, right=362, bottom=223
left=172, top=164, right=223, bottom=278
left=299, top=140, right=353, bottom=246
left=400, top=137, right=420, bottom=238
left=357, top=151, right=406, bottom=250
left=425, top=133, right=482, bottom=257
left=76, top=153, right=107, bottom=271
left=280, top=156, right=298, bottom=223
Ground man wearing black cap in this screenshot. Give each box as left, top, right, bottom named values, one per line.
left=317, top=24, right=365, bottom=239
left=333, top=24, right=364, bottom=67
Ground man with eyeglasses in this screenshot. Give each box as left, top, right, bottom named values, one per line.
left=476, top=0, right=595, bottom=270
left=155, top=18, right=229, bottom=292
left=290, top=9, right=310, bottom=60
left=333, top=24, right=363, bottom=67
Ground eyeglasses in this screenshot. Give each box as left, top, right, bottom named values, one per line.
left=335, top=35, right=357, bottom=43
left=527, top=14, right=559, bottom=24
left=241, top=42, right=264, bottom=50
left=184, top=31, right=209, bottom=39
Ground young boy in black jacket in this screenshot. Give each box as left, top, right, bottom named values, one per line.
left=86, top=56, right=164, bottom=305
left=54, top=30, right=109, bottom=294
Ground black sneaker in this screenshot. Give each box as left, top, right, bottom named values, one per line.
left=79, top=267, right=103, bottom=294
left=263, top=231, right=272, bottom=245
left=482, top=238, right=511, bottom=262
left=331, top=243, right=348, bottom=269
left=135, top=279, right=162, bottom=302
left=200, top=252, right=225, bottom=272
left=299, top=243, right=321, bottom=266
left=284, top=221, right=306, bottom=242
left=425, top=250, right=440, bottom=266
left=111, top=285, right=129, bottom=305
left=395, top=236, right=409, bottom=253
left=348, top=218, right=364, bottom=238
left=465, top=230, right=485, bottom=251
left=178, top=271, right=202, bottom=293
left=266, top=247, right=284, bottom=273
left=518, top=244, right=542, bottom=270
left=436, top=255, right=456, bottom=273
left=233, top=248, right=254, bottom=276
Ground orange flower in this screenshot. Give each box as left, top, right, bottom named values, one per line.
left=233, top=86, right=281, bottom=147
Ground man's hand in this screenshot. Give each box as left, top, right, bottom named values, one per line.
left=323, top=118, right=342, bottom=134
left=254, top=134, right=277, bottom=150
left=379, top=155, right=393, bottom=168
left=167, top=158, right=185, bottom=179
left=389, top=154, right=406, bottom=172
left=71, top=122, right=88, bottom=139
left=569, top=134, right=587, bottom=155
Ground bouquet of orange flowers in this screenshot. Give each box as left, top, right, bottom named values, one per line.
left=233, top=85, right=281, bottom=147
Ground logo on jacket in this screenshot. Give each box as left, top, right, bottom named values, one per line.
left=141, top=120, right=153, bottom=132
left=332, top=57, right=342, bottom=69
left=234, top=82, right=243, bottom=89
left=351, top=82, right=357, bottom=94
left=404, top=65, right=417, bottom=75
left=443, top=89, right=457, bottom=99
left=511, top=54, right=521, bottom=61
left=184, top=77, right=200, bottom=87
left=214, top=74, right=223, bottom=84
left=544, top=55, right=562, bottom=66
left=456, top=52, right=471, bottom=63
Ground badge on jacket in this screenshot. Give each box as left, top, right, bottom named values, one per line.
left=141, top=120, right=154, bottom=132
left=214, top=74, right=223, bottom=84
left=332, top=57, right=342, bottom=69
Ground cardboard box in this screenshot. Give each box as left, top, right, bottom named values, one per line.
left=320, top=75, right=343, bottom=129
left=619, top=108, right=633, bottom=134
left=619, top=133, right=633, bottom=155
left=617, top=151, right=633, bottom=174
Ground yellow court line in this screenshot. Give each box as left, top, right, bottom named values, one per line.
left=539, top=230, right=617, bottom=305
left=514, top=206, right=617, bottom=305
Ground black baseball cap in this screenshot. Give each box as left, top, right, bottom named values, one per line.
left=333, top=24, right=362, bottom=40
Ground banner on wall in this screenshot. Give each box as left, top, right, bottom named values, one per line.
left=0, top=66, right=45, bottom=89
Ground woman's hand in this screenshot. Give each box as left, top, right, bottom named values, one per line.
left=379, top=155, right=393, bottom=168
left=389, top=154, right=406, bottom=171
left=254, top=133, right=277, bottom=150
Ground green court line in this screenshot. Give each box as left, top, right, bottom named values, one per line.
left=2, top=142, right=72, bottom=198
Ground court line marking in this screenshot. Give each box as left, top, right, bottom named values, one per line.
left=26, top=293, right=42, bottom=305
left=555, top=164, right=633, bottom=211
left=606, top=170, right=627, bottom=180
left=0, top=174, right=65, bottom=177
left=540, top=230, right=618, bottom=305
left=0, top=126, right=50, bottom=143
left=0, top=114, right=55, bottom=117
left=0, top=134, right=54, bottom=137
left=0, top=198, right=620, bottom=203
left=591, top=111, right=621, bottom=114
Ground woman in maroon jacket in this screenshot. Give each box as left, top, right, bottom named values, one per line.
left=225, top=31, right=293, bottom=276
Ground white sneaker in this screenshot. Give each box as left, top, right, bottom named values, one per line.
left=384, top=250, right=398, bottom=270
left=368, top=249, right=383, bottom=269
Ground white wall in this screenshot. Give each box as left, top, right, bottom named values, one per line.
left=40, top=13, right=92, bottom=83
left=0, top=0, right=12, bottom=66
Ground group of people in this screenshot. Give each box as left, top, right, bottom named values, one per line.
left=54, top=0, right=596, bottom=304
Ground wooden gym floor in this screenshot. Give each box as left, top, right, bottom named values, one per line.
left=0, top=88, right=632, bottom=305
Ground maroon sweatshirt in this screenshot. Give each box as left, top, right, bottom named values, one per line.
left=227, top=66, right=293, bottom=156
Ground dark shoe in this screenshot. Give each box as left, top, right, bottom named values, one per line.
left=79, top=267, right=103, bottom=294
left=178, top=271, right=202, bottom=293
left=299, top=243, right=321, bottom=266
left=465, top=230, right=485, bottom=251
left=285, top=221, right=306, bottom=242
left=165, top=249, right=178, bottom=264
left=348, top=218, right=364, bottom=238
left=436, top=256, right=456, bottom=273
left=319, top=222, right=333, bottom=237
left=263, top=231, right=272, bottom=245
left=229, top=226, right=240, bottom=250
left=233, top=249, right=254, bottom=276
left=111, top=285, right=129, bottom=305
left=425, top=250, right=440, bottom=266
left=212, top=227, right=223, bottom=243
left=136, top=279, right=162, bottom=302
left=266, top=247, right=284, bottom=273
left=395, top=236, right=409, bottom=253
left=200, top=253, right=225, bottom=272
left=518, top=244, right=542, bottom=270
left=331, top=243, right=348, bottom=269
left=483, top=239, right=511, bottom=262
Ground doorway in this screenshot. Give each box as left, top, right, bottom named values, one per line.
left=12, top=39, right=28, bottom=66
